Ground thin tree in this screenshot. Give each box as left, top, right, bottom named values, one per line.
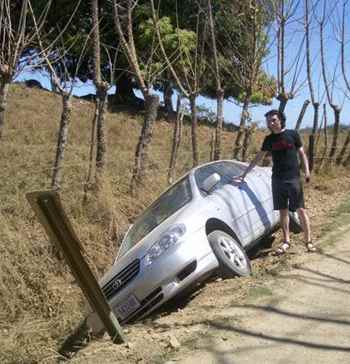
left=30, top=2, right=87, bottom=190
left=242, top=123, right=256, bottom=162
left=226, top=0, right=272, bottom=160
left=150, top=0, right=207, bottom=167
left=294, top=99, right=310, bottom=131
left=316, top=103, right=328, bottom=172
left=336, top=129, right=350, bottom=165
left=336, top=0, right=350, bottom=165
left=304, top=0, right=320, bottom=171
left=343, top=146, right=350, bottom=167
left=207, top=0, right=224, bottom=161
left=90, top=0, right=115, bottom=186
left=112, top=0, right=161, bottom=194
left=209, top=128, right=215, bottom=161
left=168, top=95, right=184, bottom=184
left=274, top=0, right=306, bottom=113
left=85, top=0, right=119, bottom=201
left=318, top=1, right=341, bottom=163
left=0, top=0, right=50, bottom=139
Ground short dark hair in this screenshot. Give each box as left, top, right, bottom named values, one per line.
left=264, top=109, right=286, bottom=128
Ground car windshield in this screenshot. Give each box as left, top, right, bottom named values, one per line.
left=120, top=176, right=192, bottom=256
left=195, top=161, right=245, bottom=192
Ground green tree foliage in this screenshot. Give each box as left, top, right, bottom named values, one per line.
left=203, top=0, right=276, bottom=104
left=25, top=0, right=275, bottom=106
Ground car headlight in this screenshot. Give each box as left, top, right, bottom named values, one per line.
left=143, top=224, right=186, bottom=266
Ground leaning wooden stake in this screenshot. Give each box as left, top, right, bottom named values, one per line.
left=26, top=190, right=126, bottom=344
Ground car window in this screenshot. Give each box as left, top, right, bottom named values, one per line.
left=120, top=176, right=192, bottom=256
left=195, top=161, right=244, bottom=192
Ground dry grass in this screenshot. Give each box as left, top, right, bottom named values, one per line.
left=0, top=84, right=349, bottom=363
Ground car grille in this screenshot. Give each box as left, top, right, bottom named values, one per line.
left=124, top=287, right=164, bottom=323
left=102, top=259, right=140, bottom=300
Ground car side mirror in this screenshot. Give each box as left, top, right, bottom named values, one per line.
left=202, top=173, right=221, bottom=193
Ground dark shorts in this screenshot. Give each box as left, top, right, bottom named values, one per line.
left=272, top=177, right=305, bottom=212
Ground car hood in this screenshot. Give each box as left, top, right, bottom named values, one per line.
left=100, top=198, right=208, bottom=284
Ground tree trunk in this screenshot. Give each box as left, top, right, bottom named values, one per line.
left=242, top=125, right=256, bottom=162
left=308, top=135, right=315, bottom=172
left=0, top=79, right=10, bottom=140
left=308, top=102, right=319, bottom=172
left=189, top=94, right=199, bottom=167
left=214, top=88, right=224, bottom=160
left=95, top=83, right=108, bottom=180
left=207, top=0, right=223, bottom=161
left=163, top=81, right=174, bottom=115
left=114, top=72, right=137, bottom=105
left=50, top=72, right=59, bottom=93
left=168, top=95, right=183, bottom=184
left=83, top=103, right=98, bottom=202
left=91, top=0, right=108, bottom=185
left=233, top=96, right=250, bottom=160
left=51, top=93, right=72, bottom=190
left=336, top=129, right=350, bottom=165
left=316, top=103, right=328, bottom=173
left=278, top=93, right=288, bottom=113
left=343, top=150, right=350, bottom=167
left=210, top=129, right=215, bottom=161
left=295, top=100, right=310, bottom=130
left=130, top=94, right=159, bottom=194
left=328, top=106, right=341, bottom=161
left=311, top=102, right=320, bottom=135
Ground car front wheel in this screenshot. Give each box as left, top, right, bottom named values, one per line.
left=208, top=230, right=251, bottom=278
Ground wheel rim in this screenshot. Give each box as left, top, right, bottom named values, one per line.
left=218, top=236, right=248, bottom=272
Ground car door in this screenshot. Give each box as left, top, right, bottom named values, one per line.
left=252, top=166, right=280, bottom=228
left=215, top=161, right=267, bottom=242
left=195, top=162, right=257, bottom=246
left=242, top=167, right=275, bottom=238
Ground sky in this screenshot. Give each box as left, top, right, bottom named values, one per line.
left=14, top=1, right=350, bottom=130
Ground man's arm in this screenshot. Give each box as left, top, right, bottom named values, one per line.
left=236, top=151, right=267, bottom=181
left=298, top=147, right=311, bottom=182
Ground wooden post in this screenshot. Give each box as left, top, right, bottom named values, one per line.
left=26, top=191, right=126, bottom=344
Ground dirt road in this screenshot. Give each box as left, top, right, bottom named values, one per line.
left=175, top=225, right=350, bottom=364
left=71, top=221, right=350, bottom=364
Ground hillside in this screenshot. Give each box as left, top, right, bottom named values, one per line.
left=0, top=84, right=349, bottom=364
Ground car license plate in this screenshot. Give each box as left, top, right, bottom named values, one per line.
left=116, top=295, right=140, bottom=320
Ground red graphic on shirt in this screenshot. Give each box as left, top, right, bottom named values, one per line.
left=271, top=138, right=293, bottom=151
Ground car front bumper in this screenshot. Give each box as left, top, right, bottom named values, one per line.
left=88, top=227, right=218, bottom=329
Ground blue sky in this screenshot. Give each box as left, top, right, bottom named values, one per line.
left=15, top=1, right=350, bottom=130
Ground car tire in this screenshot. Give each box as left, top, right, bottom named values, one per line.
left=289, top=211, right=303, bottom=234
left=208, top=230, right=251, bottom=278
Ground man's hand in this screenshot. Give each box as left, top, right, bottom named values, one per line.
left=305, top=172, right=311, bottom=183
left=232, top=174, right=245, bottom=185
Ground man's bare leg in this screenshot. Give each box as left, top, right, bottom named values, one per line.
left=296, top=207, right=311, bottom=242
left=274, top=209, right=291, bottom=255
left=280, top=208, right=290, bottom=243
left=296, top=207, right=315, bottom=251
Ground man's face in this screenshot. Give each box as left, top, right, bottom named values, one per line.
left=266, top=114, right=282, bottom=133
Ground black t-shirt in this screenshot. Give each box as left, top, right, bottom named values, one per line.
left=261, top=129, right=302, bottom=180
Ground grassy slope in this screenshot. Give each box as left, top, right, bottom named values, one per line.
left=0, top=85, right=263, bottom=363
left=0, top=84, right=348, bottom=363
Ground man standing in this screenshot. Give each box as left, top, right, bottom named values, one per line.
left=236, top=109, right=316, bottom=255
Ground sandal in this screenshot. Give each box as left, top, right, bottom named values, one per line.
left=305, top=241, right=317, bottom=252
left=274, top=241, right=291, bottom=256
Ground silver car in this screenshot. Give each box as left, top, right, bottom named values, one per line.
left=96, top=160, right=298, bottom=324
